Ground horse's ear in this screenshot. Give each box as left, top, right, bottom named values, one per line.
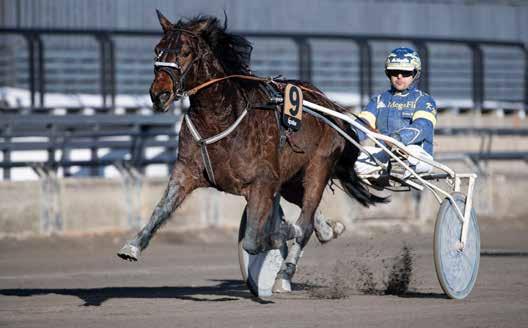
left=223, top=10, right=228, bottom=30
left=156, top=9, right=173, bottom=32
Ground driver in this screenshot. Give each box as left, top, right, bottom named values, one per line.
left=354, top=47, right=438, bottom=178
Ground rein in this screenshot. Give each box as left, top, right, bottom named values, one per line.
left=185, top=74, right=362, bottom=122
left=185, top=74, right=329, bottom=100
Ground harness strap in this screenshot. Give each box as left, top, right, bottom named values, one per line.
left=185, top=109, right=249, bottom=146
left=199, top=142, right=216, bottom=186
left=184, top=103, right=250, bottom=185
left=184, top=115, right=217, bottom=185
left=182, top=74, right=371, bottom=185
left=154, top=61, right=180, bottom=69
left=258, top=83, right=287, bottom=149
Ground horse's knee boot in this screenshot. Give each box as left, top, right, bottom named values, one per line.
left=269, top=221, right=301, bottom=249
left=269, top=235, right=285, bottom=250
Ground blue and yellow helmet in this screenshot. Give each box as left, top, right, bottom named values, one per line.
left=385, top=47, right=421, bottom=75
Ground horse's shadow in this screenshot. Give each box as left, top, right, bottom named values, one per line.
left=396, top=291, right=448, bottom=299
left=0, top=279, right=275, bottom=306
left=1, top=279, right=447, bottom=306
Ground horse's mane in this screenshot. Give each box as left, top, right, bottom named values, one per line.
left=175, top=15, right=349, bottom=115
left=175, top=15, right=252, bottom=75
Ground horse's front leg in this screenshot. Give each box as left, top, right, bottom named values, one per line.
left=242, top=180, right=282, bottom=255
left=118, top=162, right=200, bottom=261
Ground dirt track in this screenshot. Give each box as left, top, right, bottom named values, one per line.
left=1, top=220, right=527, bottom=328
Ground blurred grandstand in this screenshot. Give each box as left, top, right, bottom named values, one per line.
left=1, top=0, right=527, bottom=110
left=0, top=0, right=527, bottom=180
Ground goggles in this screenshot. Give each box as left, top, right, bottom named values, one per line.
left=387, top=70, right=415, bottom=78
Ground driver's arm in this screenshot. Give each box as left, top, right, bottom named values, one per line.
left=393, top=95, right=437, bottom=145
left=355, top=96, right=379, bottom=141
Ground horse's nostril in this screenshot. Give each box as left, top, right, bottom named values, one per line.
left=158, top=92, right=171, bottom=104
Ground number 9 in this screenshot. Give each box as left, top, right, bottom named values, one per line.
left=289, top=87, right=299, bottom=116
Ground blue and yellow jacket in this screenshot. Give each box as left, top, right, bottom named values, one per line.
left=356, top=86, right=437, bottom=156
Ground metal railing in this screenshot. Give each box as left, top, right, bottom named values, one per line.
left=0, top=112, right=180, bottom=180
left=1, top=28, right=527, bottom=111
left=1, top=110, right=527, bottom=180
left=435, top=127, right=528, bottom=173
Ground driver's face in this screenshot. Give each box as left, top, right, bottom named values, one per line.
left=388, top=70, right=415, bottom=91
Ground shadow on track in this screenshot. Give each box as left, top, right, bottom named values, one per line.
left=396, top=291, right=448, bottom=299
left=481, top=250, right=528, bottom=257
left=0, top=279, right=275, bottom=306
left=0, top=278, right=447, bottom=305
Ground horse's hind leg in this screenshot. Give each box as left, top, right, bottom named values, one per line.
left=280, top=177, right=344, bottom=245
left=273, top=160, right=333, bottom=293
left=118, top=163, right=199, bottom=261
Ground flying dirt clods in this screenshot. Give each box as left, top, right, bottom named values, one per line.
left=300, top=244, right=415, bottom=299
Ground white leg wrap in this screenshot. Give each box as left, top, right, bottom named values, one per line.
left=272, top=241, right=302, bottom=294
left=285, top=241, right=302, bottom=264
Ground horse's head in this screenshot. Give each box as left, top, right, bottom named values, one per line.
left=150, top=10, right=253, bottom=112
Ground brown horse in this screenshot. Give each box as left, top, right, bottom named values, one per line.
left=118, top=11, right=385, bottom=292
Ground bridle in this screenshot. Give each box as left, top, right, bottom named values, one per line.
left=152, top=27, right=251, bottom=186
left=153, top=28, right=209, bottom=99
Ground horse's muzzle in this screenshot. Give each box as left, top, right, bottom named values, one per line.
left=157, top=91, right=171, bottom=104
left=151, top=91, right=174, bottom=112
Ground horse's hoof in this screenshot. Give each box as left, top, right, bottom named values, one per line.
left=117, top=243, right=140, bottom=261
left=272, top=278, right=292, bottom=293
left=332, top=221, right=346, bottom=238
left=315, top=216, right=346, bottom=244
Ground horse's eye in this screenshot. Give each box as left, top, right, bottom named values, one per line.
left=181, top=50, right=191, bottom=57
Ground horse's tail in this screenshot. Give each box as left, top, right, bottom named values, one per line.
left=333, top=131, right=389, bottom=207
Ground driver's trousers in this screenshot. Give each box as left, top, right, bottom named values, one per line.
left=355, top=145, right=433, bottom=177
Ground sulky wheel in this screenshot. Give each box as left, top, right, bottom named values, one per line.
left=434, top=192, right=480, bottom=299
left=238, top=205, right=288, bottom=298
